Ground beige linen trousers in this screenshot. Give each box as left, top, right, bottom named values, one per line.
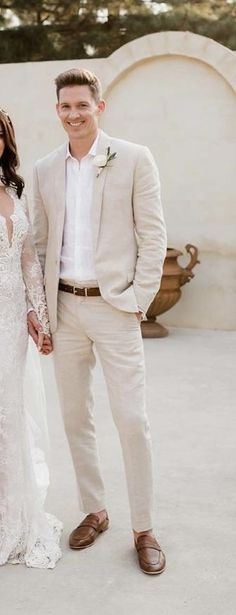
left=32, top=130, right=167, bottom=531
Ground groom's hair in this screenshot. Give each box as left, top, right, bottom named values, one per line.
left=55, top=68, right=102, bottom=102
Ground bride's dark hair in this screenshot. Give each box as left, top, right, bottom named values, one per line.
left=0, top=109, right=24, bottom=198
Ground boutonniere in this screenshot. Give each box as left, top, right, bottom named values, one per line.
left=93, top=146, right=117, bottom=177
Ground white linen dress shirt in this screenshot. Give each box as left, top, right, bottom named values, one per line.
left=60, top=133, right=99, bottom=287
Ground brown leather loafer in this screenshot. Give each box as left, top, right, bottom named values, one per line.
left=135, top=534, right=166, bottom=575
left=69, top=513, right=109, bottom=550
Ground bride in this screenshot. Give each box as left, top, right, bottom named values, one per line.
left=0, top=108, right=62, bottom=568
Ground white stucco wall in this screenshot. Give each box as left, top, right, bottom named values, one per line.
left=0, top=31, right=235, bottom=329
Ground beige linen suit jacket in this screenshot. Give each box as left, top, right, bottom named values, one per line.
left=32, top=130, right=167, bottom=333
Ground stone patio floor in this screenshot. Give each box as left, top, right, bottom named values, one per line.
left=1, top=328, right=236, bottom=615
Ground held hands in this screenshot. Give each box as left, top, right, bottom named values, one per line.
left=135, top=311, right=143, bottom=323
left=27, top=311, right=53, bottom=355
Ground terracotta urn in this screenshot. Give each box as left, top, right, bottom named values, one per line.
left=141, top=244, right=199, bottom=338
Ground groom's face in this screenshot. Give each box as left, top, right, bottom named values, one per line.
left=56, top=85, right=105, bottom=141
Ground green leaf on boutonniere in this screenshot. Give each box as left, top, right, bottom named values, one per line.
left=93, top=147, right=117, bottom=177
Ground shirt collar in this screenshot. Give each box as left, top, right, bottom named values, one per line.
left=66, top=130, right=100, bottom=161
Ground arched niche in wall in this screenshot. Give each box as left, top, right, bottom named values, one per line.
left=100, top=32, right=236, bottom=328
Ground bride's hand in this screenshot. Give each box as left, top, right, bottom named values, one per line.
left=27, top=310, right=41, bottom=345
left=27, top=311, right=53, bottom=354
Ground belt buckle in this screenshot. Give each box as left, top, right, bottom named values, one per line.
left=84, top=287, right=88, bottom=297
left=73, top=285, right=76, bottom=295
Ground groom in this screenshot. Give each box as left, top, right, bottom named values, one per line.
left=29, top=68, right=167, bottom=574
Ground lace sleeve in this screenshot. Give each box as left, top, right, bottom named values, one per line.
left=21, top=193, right=50, bottom=335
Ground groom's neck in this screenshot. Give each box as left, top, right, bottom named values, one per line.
left=69, top=131, right=98, bottom=162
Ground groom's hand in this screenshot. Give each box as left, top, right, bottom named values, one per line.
left=40, top=333, right=53, bottom=355
left=135, top=311, right=143, bottom=322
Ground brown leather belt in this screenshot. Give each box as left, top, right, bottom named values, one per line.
left=59, top=282, right=101, bottom=297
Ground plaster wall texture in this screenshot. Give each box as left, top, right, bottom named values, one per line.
left=0, top=31, right=235, bottom=329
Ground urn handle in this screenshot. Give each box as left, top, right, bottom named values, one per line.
left=180, top=244, right=200, bottom=287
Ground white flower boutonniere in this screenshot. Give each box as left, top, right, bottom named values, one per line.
left=93, top=146, right=117, bottom=177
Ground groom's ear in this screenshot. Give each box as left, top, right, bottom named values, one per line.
left=97, top=99, right=106, bottom=115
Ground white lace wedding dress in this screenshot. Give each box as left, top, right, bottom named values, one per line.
left=0, top=187, right=62, bottom=568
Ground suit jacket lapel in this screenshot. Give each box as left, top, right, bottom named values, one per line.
left=92, top=131, right=111, bottom=251
left=54, top=143, right=67, bottom=249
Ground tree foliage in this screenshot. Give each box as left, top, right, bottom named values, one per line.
left=0, top=0, right=236, bottom=63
